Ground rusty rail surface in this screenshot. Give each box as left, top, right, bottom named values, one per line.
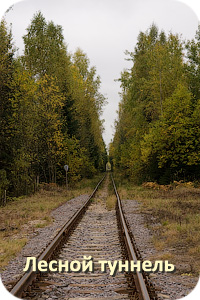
left=11, top=174, right=106, bottom=298
left=111, top=174, right=151, bottom=300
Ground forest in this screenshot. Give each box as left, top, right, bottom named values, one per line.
left=110, top=24, right=200, bottom=184
left=1, top=13, right=200, bottom=204
left=0, top=12, right=107, bottom=203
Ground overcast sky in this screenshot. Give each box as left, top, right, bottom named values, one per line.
left=3, top=0, right=199, bottom=147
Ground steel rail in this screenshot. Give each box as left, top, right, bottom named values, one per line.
left=111, top=174, right=151, bottom=300
left=10, top=174, right=106, bottom=298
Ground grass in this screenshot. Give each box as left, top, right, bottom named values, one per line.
left=0, top=175, right=102, bottom=271
left=0, top=237, right=27, bottom=269
left=116, top=178, right=200, bottom=276
left=106, top=195, right=117, bottom=210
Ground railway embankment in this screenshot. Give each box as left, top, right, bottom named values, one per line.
left=120, top=183, right=200, bottom=300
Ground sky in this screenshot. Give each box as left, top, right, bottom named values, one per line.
left=2, top=0, right=200, bottom=148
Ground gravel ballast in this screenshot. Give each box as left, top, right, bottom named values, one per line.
left=1, top=192, right=199, bottom=299
left=122, top=199, right=199, bottom=300
left=1, top=194, right=89, bottom=290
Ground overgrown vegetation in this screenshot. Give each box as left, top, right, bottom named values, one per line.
left=106, top=194, right=116, bottom=210
left=116, top=176, right=200, bottom=275
left=0, top=176, right=100, bottom=270
left=0, top=12, right=107, bottom=204
left=110, top=24, right=200, bottom=184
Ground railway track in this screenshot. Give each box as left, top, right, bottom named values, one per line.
left=10, top=173, right=157, bottom=300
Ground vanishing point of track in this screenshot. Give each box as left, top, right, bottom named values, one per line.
left=10, top=173, right=157, bottom=300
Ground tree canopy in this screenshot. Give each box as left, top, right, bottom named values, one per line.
left=110, top=24, right=200, bottom=184
left=0, top=12, right=107, bottom=202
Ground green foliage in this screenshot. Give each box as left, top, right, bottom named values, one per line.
left=141, top=84, right=198, bottom=169
left=0, top=12, right=107, bottom=200
left=60, top=136, right=96, bottom=182
left=0, top=18, right=15, bottom=175
left=0, top=170, right=9, bottom=204
left=185, top=25, right=200, bottom=101
left=111, top=24, right=200, bottom=183
left=22, top=11, right=66, bottom=78
left=70, top=49, right=107, bottom=171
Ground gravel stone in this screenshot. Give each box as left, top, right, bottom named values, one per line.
left=1, top=194, right=89, bottom=289
left=122, top=199, right=199, bottom=300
